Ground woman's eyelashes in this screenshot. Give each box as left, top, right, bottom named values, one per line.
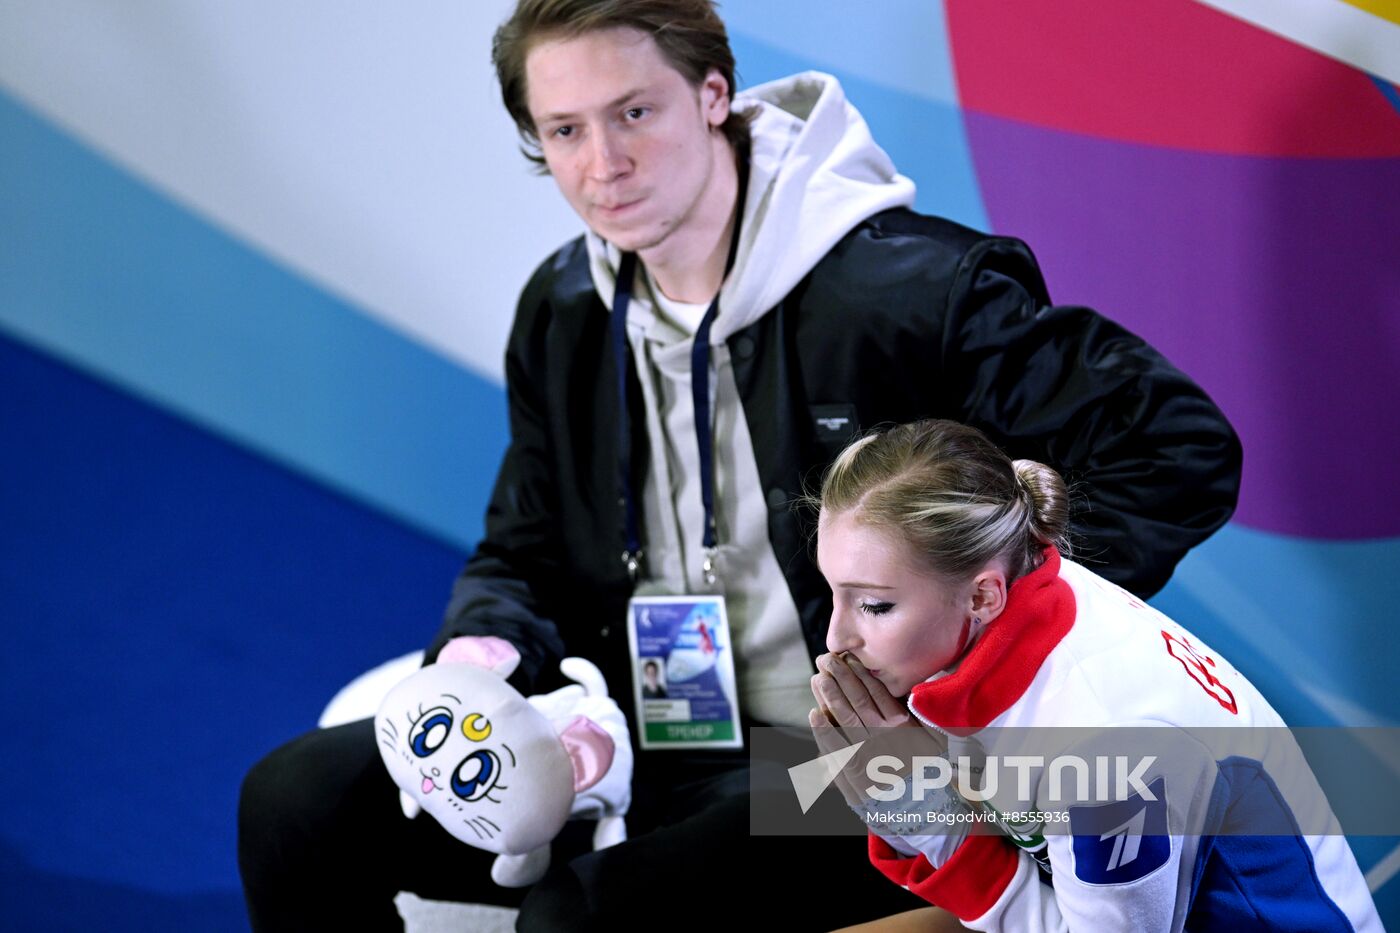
left=859, top=599, right=895, bottom=616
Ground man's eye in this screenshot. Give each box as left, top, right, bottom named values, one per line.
left=551, top=125, right=573, bottom=139
left=624, top=107, right=648, bottom=121
left=859, top=601, right=894, bottom=616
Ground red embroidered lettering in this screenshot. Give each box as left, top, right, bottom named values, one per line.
left=1161, top=631, right=1238, bottom=715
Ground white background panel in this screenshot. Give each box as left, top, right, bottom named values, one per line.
left=0, top=0, right=580, bottom=383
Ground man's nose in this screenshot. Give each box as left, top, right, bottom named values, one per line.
left=586, top=127, right=629, bottom=181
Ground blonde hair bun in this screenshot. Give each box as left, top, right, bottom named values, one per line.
left=1011, top=459, right=1069, bottom=547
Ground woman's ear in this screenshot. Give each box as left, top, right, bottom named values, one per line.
left=970, top=567, right=1009, bottom=625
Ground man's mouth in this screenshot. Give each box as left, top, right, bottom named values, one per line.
left=597, top=198, right=642, bottom=216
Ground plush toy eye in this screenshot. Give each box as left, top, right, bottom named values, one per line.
left=451, top=750, right=502, bottom=801
left=409, top=707, right=454, bottom=758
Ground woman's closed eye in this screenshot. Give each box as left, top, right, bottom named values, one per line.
left=859, top=600, right=894, bottom=616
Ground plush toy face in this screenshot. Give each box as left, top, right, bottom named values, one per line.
left=376, top=663, right=575, bottom=855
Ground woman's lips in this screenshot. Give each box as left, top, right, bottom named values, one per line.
left=837, top=651, right=880, bottom=676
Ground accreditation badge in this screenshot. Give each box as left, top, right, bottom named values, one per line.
left=626, top=594, right=742, bottom=749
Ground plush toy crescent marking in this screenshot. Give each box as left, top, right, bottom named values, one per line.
left=376, top=636, right=633, bottom=887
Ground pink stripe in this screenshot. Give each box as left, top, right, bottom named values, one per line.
left=947, top=0, right=1400, bottom=157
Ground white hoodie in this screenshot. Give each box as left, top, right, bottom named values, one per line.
left=585, top=73, right=916, bottom=727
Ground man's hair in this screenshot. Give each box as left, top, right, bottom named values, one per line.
left=492, top=0, right=752, bottom=169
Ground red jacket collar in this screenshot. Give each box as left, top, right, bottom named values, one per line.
left=907, top=547, right=1075, bottom=735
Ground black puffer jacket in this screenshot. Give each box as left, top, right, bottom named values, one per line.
left=428, top=209, right=1242, bottom=700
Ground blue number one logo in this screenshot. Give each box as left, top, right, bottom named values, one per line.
left=1101, top=806, right=1147, bottom=871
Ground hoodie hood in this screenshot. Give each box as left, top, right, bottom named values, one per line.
left=587, top=72, right=916, bottom=343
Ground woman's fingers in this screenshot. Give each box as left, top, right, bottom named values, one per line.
left=818, top=652, right=911, bottom=728
left=812, top=669, right=866, bottom=733
left=808, top=707, right=867, bottom=806
left=816, top=653, right=882, bottom=724
left=810, top=675, right=838, bottom=726
left=843, top=655, right=912, bottom=725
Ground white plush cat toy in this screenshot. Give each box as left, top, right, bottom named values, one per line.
left=376, top=636, right=632, bottom=887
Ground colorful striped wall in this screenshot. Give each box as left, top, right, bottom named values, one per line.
left=2, top=1, right=1397, bottom=925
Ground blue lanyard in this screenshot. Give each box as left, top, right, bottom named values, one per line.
left=611, top=250, right=646, bottom=581
left=611, top=178, right=745, bottom=585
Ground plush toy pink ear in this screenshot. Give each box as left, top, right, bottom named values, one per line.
left=437, top=636, right=521, bottom=678
left=557, top=715, right=615, bottom=793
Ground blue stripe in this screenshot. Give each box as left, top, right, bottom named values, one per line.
left=725, top=0, right=960, bottom=106
left=0, top=330, right=464, bottom=913
left=1369, top=74, right=1400, bottom=117
left=1188, top=759, right=1352, bottom=930
left=0, top=88, right=506, bottom=549
left=731, top=34, right=989, bottom=231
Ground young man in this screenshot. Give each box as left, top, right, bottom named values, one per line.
left=240, top=1, right=1242, bottom=929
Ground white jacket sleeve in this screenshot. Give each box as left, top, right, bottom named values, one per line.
left=870, top=729, right=1218, bottom=932
left=967, top=832, right=1202, bottom=932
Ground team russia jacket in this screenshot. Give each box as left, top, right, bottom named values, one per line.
left=869, top=549, right=1381, bottom=931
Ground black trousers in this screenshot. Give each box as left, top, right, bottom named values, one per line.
left=239, top=718, right=928, bottom=931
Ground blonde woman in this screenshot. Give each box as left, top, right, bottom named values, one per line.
left=810, top=420, right=1379, bottom=932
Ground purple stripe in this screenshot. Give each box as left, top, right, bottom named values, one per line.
left=965, top=110, right=1400, bottom=539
